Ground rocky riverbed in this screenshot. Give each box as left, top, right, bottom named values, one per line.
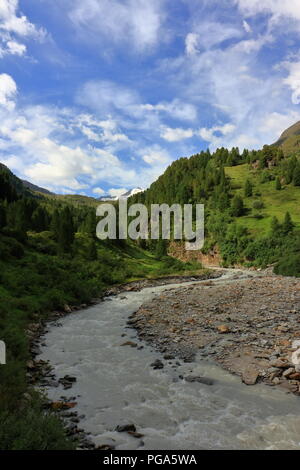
left=130, top=272, right=300, bottom=395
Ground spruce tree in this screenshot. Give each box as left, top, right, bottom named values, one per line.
left=231, top=195, right=244, bottom=217
left=282, top=212, right=294, bottom=234
left=58, top=207, right=75, bottom=253
left=244, top=179, right=253, bottom=197
left=293, top=164, right=300, bottom=186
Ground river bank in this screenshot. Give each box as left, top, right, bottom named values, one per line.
left=29, top=269, right=220, bottom=449
left=130, top=271, right=300, bottom=395
left=36, top=269, right=300, bottom=450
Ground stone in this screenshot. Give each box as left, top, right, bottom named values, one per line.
left=150, top=359, right=164, bottom=370
left=242, top=367, right=259, bottom=385
left=184, top=376, right=214, bottom=386
left=120, top=341, right=137, bottom=348
left=116, top=424, right=136, bottom=433
left=217, top=325, right=230, bottom=334
left=50, top=401, right=77, bottom=410
left=282, top=367, right=295, bottom=378
left=64, top=304, right=72, bottom=313
left=291, top=348, right=300, bottom=367
left=128, top=431, right=144, bottom=439
left=292, top=340, right=300, bottom=350
left=289, top=372, right=300, bottom=380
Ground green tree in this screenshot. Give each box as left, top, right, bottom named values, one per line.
left=86, top=240, right=97, bottom=260
left=244, top=179, right=253, bottom=197
left=270, top=216, right=280, bottom=235
left=58, top=207, right=74, bottom=253
left=282, top=212, right=294, bottom=234
left=231, top=195, right=244, bottom=217
left=293, top=164, right=300, bottom=186
left=50, top=209, right=60, bottom=240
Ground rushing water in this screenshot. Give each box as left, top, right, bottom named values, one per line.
left=39, top=270, right=300, bottom=450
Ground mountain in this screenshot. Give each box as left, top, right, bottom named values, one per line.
left=22, top=179, right=55, bottom=195
left=274, top=120, right=300, bottom=155
left=99, top=187, right=143, bottom=201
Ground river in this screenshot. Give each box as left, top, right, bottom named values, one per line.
left=38, top=270, right=300, bottom=450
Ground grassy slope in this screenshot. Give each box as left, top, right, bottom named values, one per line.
left=225, top=164, right=300, bottom=235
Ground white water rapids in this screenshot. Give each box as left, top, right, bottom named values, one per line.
left=38, top=270, right=300, bottom=450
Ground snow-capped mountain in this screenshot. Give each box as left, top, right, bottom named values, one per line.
left=99, top=187, right=143, bottom=202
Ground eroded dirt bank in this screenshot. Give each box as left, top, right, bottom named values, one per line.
left=130, top=271, right=300, bottom=395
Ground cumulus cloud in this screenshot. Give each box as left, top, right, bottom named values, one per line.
left=161, top=126, right=194, bottom=142
left=68, top=0, right=166, bottom=52
left=282, top=60, right=300, bottom=104
left=92, top=187, right=105, bottom=196
left=0, top=0, right=45, bottom=58
left=140, top=145, right=171, bottom=165
left=0, top=73, right=17, bottom=110
left=108, top=187, right=127, bottom=198
left=199, top=123, right=236, bottom=147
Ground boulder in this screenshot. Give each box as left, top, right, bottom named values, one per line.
left=116, top=424, right=136, bottom=433
left=184, top=376, right=214, bottom=386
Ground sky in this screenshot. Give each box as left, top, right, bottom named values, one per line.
left=1, top=1, right=300, bottom=196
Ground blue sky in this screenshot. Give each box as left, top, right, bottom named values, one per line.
left=1, top=0, right=300, bottom=196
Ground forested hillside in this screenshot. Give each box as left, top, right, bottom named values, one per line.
left=131, top=134, right=300, bottom=276
left=0, top=164, right=201, bottom=450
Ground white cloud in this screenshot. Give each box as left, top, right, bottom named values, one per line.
left=141, top=99, right=197, bottom=122
left=76, top=80, right=140, bottom=116
left=234, top=1, right=300, bottom=27
left=282, top=60, right=300, bottom=104
left=0, top=0, right=40, bottom=36
left=108, top=187, right=127, bottom=198
left=93, top=187, right=105, bottom=196
left=0, top=0, right=45, bottom=59
left=76, top=114, right=130, bottom=144
left=199, top=123, right=236, bottom=143
left=68, top=0, right=166, bottom=52
left=161, top=126, right=194, bottom=142
left=140, top=145, right=171, bottom=165
left=0, top=73, right=17, bottom=110
left=6, top=39, right=25, bottom=54
left=184, top=21, right=242, bottom=56
left=185, top=33, right=199, bottom=56
left=242, top=20, right=252, bottom=33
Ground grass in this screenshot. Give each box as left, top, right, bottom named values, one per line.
left=225, top=164, right=300, bottom=235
